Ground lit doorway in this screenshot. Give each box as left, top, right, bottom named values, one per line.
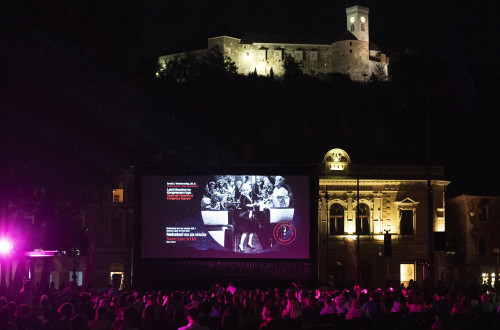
left=400, top=263, right=415, bottom=288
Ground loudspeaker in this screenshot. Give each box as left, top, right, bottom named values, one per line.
left=384, top=233, right=392, bottom=257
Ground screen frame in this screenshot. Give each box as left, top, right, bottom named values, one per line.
left=132, top=165, right=318, bottom=286
left=134, top=165, right=318, bottom=258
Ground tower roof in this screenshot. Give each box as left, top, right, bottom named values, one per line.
left=335, top=30, right=358, bottom=41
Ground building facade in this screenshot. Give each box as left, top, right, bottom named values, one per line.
left=318, top=148, right=449, bottom=287
left=84, top=169, right=135, bottom=291
left=447, top=195, right=500, bottom=287
left=158, top=5, right=389, bottom=82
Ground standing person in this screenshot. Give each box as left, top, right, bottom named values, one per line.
left=252, top=176, right=263, bottom=201
left=87, top=307, right=113, bottom=330
left=260, top=303, right=283, bottom=329
left=15, top=280, right=34, bottom=312
left=236, top=185, right=258, bottom=252
left=271, top=176, right=290, bottom=208
left=178, top=308, right=208, bottom=330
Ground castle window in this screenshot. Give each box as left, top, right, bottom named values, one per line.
left=350, top=49, right=352, bottom=53
left=351, top=25, right=354, bottom=31
left=350, top=42, right=352, bottom=46
left=361, top=24, right=365, bottom=31
left=274, top=49, right=283, bottom=61
left=329, top=203, right=345, bottom=235
left=259, top=49, right=267, bottom=60
left=245, top=51, right=250, bottom=57
left=310, top=51, right=318, bottom=62
left=294, top=51, right=303, bottom=61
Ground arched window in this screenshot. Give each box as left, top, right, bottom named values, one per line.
left=351, top=25, right=355, bottom=32
left=329, top=203, right=344, bottom=235
left=356, top=203, right=370, bottom=235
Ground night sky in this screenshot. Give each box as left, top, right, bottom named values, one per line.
left=1, top=0, right=499, bottom=202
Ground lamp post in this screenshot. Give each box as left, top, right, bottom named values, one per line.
left=324, top=190, right=330, bottom=285
left=493, top=248, right=499, bottom=288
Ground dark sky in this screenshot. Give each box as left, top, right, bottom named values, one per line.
left=2, top=0, right=499, bottom=196
left=132, top=0, right=490, bottom=58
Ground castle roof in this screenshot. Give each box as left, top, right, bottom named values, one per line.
left=240, top=32, right=337, bottom=45
left=334, top=30, right=358, bottom=41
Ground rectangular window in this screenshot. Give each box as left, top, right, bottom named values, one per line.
left=113, top=189, right=123, bottom=203
left=356, top=218, right=370, bottom=235
left=479, top=239, right=487, bottom=255
left=274, top=50, right=283, bottom=61
left=310, top=51, right=318, bottom=62
left=294, top=51, right=303, bottom=61
left=259, top=49, right=267, bottom=60
left=330, top=218, right=344, bottom=235
left=69, top=271, right=83, bottom=287
left=110, top=216, right=124, bottom=241
left=479, top=206, right=488, bottom=221
left=400, top=210, right=414, bottom=235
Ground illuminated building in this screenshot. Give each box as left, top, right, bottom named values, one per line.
left=447, top=195, right=500, bottom=287
left=158, top=5, right=389, bottom=82
left=318, top=148, right=449, bottom=287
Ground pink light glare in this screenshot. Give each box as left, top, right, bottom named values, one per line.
left=0, top=239, right=13, bottom=255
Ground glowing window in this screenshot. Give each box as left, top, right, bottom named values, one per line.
left=69, top=271, right=83, bottom=287
left=329, top=203, right=345, bottom=235
left=113, top=189, right=123, bottom=203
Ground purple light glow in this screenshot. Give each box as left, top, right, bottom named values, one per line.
left=0, top=239, right=13, bottom=255
left=25, top=250, right=58, bottom=257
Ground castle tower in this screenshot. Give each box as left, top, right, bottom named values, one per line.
left=346, top=5, right=369, bottom=43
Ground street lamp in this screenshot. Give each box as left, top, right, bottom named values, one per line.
left=0, top=239, right=13, bottom=255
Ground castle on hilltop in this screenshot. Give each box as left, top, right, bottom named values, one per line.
left=158, top=5, right=389, bottom=82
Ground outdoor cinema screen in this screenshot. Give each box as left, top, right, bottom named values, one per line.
left=140, top=173, right=311, bottom=259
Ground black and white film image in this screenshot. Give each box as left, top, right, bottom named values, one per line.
left=201, top=175, right=296, bottom=253
left=141, top=174, right=310, bottom=259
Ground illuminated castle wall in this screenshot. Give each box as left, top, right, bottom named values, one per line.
left=318, top=148, right=448, bottom=287
left=158, top=5, right=389, bottom=82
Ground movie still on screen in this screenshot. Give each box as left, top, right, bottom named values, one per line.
left=140, top=174, right=310, bottom=259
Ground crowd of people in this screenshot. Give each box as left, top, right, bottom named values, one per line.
left=2, top=279, right=500, bottom=329
left=201, top=176, right=292, bottom=211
